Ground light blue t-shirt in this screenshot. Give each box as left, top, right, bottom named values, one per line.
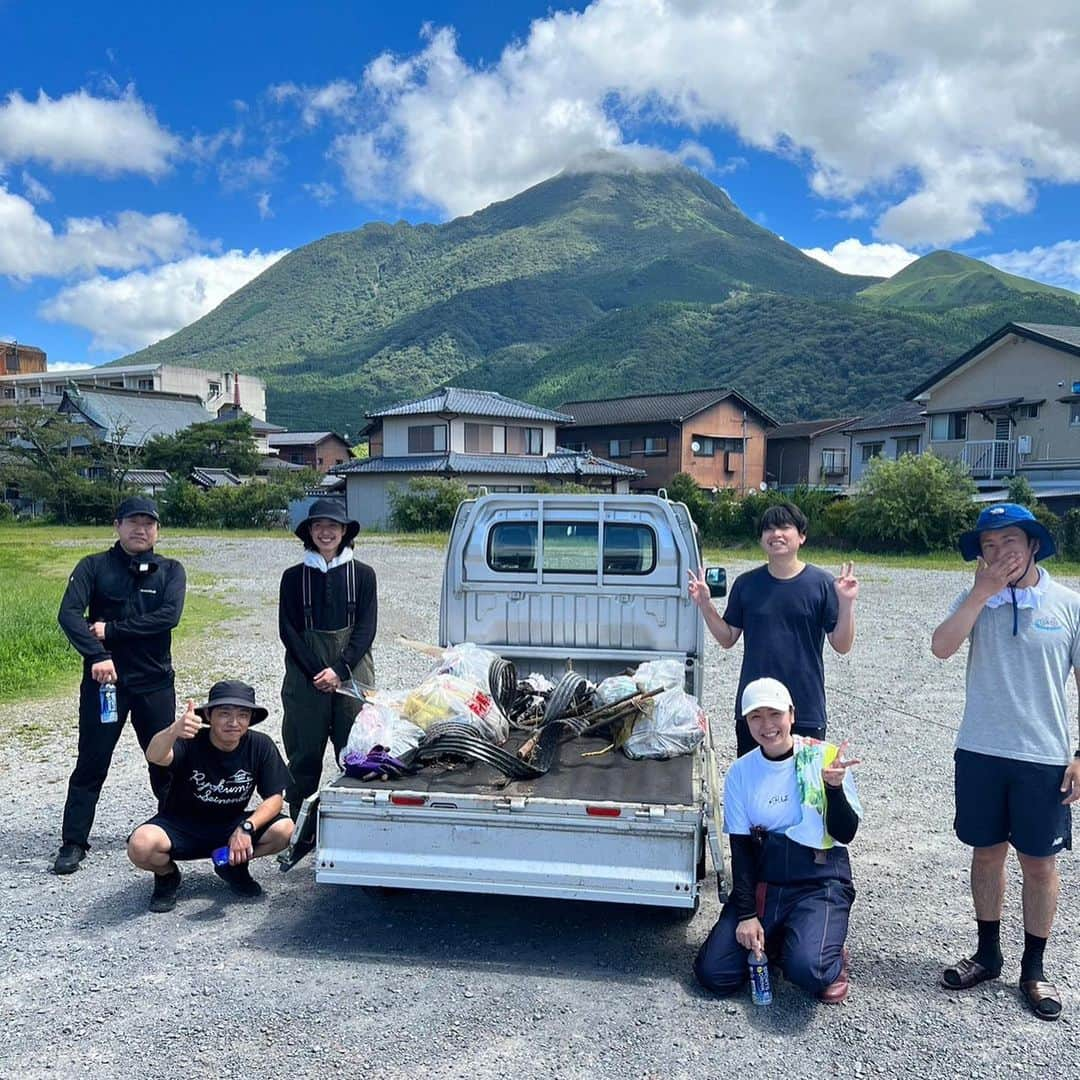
left=950, top=569, right=1080, bottom=766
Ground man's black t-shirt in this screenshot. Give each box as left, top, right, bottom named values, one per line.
left=723, top=563, right=839, bottom=731
left=162, top=730, right=291, bottom=825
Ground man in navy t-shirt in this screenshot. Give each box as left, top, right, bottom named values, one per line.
left=689, top=503, right=858, bottom=755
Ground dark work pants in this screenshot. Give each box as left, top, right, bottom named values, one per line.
left=694, top=837, right=854, bottom=997
left=61, top=679, right=175, bottom=849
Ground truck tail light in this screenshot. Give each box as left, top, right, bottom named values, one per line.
left=586, top=805, right=621, bottom=817
left=390, top=794, right=427, bottom=807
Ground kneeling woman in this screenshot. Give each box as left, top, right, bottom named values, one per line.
left=695, top=677, right=861, bottom=1003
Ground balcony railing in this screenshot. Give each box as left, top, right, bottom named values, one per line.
left=961, top=439, right=1015, bottom=479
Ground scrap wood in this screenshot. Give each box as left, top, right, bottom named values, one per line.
left=396, top=635, right=446, bottom=658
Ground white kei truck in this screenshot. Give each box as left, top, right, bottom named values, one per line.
left=295, top=493, right=727, bottom=912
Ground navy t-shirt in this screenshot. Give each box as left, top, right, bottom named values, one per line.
left=162, top=729, right=291, bottom=825
left=723, top=563, right=839, bottom=731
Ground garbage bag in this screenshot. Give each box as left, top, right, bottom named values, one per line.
left=623, top=688, right=706, bottom=760
left=400, top=673, right=509, bottom=744
left=341, top=697, right=424, bottom=762
left=594, top=675, right=639, bottom=706
left=431, top=642, right=502, bottom=693
left=632, top=658, right=686, bottom=693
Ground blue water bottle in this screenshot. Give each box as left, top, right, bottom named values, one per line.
left=748, top=950, right=773, bottom=1006
left=211, top=846, right=231, bottom=868
left=99, top=684, right=118, bottom=725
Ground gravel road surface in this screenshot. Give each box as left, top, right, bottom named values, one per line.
left=1, top=538, right=1078, bottom=1079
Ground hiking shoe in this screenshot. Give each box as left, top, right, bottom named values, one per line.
left=148, top=865, right=182, bottom=913
left=213, top=861, right=263, bottom=898
left=53, top=843, right=86, bottom=875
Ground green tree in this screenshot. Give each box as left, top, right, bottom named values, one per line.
left=141, top=416, right=260, bottom=476
left=847, top=453, right=977, bottom=552
left=388, top=477, right=470, bottom=531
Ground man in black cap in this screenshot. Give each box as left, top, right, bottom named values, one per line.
left=128, top=681, right=293, bottom=912
left=278, top=498, right=377, bottom=819
left=53, top=496, right=187, bottom=875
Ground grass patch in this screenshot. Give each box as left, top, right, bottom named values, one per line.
left=0, top=527, right=231, bottom=706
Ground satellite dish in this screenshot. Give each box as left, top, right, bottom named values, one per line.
left=691, top=441, right=701, bottom=453
left=759, top=481, right=768, bottom=491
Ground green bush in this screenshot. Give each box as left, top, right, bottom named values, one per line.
left=1005, top=475, right=1036, bottom=507
left=389, top=477, right=470, bottom=532
left=159, top=478, right=302, bottom=529
left=1030, top=500, right=1061, bottom=547
left=0, top=502, right=14, bottom=523
left=1060, top=508, right=1080, bottom=560
left=818, top=498, right=856, bottom=548
left=847, top=453, right=977, bottom=552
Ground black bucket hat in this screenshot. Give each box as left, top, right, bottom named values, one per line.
left=294, top=498, right=360, bottom=548
left=195, top=680, right=269, bottom=725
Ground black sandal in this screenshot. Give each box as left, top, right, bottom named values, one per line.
left=941, top=956, right=1001, bottom=990
left=1020, top=979, right=1062, bottom=1021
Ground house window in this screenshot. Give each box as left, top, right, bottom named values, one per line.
left=692, top=435, right=715, bottom=457
left=560, top=442, right=588, bottom=453
left=487, top=521, right=656, bottom=575
left=53, top=384, right=65, bottom=394
left=506, top=426, right=543, bottom=454
left=109, top=380, right=124, bottom=388
left=408, top=424, right=448, bottom=453
left=644, top=436, right=668, bottom=456
left=929, top=411, right=967, bottom=440
left=821, top=449, right=847, bottom=475
left=208, top=381, right=221, bottom=396
left=2, top=388, right=14, bottom=399
left=860, top=441, right=885, bottom=463
left=290, top=452, right=304, bottom=464
left=1070, top=404, right=1080, bottom=427
left=895, top=436, right=921, bottom=458
left=1018, top=403, right=1040, bottom=419
left=464, top=423, right=495, bottom=453
left=138, top=378, right=154, bottom=391
left=28, top=386, right=40, bottom=397
left=609, top=439, right=632, bottom=458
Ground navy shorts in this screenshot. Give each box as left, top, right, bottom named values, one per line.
left=954, top=749, right=1072, bottom=857
left=135, top=813, right=290, bottom=861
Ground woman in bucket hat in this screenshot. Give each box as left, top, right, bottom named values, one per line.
left=127, top=681, right=293, bottom=912
left=932, top=503, right=1080, bottom=1021
left=278, top=498, right=378, bottom=819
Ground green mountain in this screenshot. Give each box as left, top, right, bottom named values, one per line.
left=857, top=250, right=1077, bottom=309
left=121, top=160, right=1080, bottom=430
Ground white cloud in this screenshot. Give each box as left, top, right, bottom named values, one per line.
left=0, top=185, right=197, bottom=279
left=303, top=180, right=337, bottom=205
left=335, top=2, right=1080, bottom=244
left=270, top=79, right=358, bottom=126
left=986, top=241, right=1080, bottom=294
left=40, top=248, right=289, bottom=352
left=0, top=88, right=179, bottom=176
left=802, top=238, right=919, bottom=278
left=256, top=192, right=273, bottom=219
left=41, top=360, right=104, bottom=373
left=218, top=145, right=285, bottom=190
left=21, top=170, right=52, bottom=203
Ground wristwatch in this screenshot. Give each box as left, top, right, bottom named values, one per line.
left=240, top=820, right=256, bottom=839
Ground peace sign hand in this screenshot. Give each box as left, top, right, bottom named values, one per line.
left=835, top=561, right=859, bottom=603
left=687, top=567, right=711, bottom=609
left=822, top=740, right=861, bottom=787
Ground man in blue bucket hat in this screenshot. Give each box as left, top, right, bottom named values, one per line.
left=932, top=503, right=1080, bottom=1021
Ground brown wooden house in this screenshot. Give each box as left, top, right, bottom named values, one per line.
left=557, top=388, right=778, bottom=493
left=266, top=431, right=352, bottom=473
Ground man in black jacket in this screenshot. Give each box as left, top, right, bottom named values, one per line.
left=53, top=496, right=187, bottom=875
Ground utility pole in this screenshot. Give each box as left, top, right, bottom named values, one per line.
left=741, top=410, right=747, bottom=494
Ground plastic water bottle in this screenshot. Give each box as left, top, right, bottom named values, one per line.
left=748, top=950, right=773, bottom=1006
left=99, top=684, right=118, bottom=725
left=211, top=846, right=231, bottom=868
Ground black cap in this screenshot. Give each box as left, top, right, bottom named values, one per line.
left=194, top=680, right=269, bottom=725
left=115, top=496, right=160, bottom=523
left=294, top=498, right=359, bottom=547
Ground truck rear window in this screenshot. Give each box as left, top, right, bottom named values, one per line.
left=487, top=522, right=656, bottom=574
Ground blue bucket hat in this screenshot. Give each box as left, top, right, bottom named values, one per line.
left=958, top=502, right=1056, bottom=562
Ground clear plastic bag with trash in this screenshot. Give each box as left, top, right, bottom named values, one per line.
left=340, top=696, right=424, bottom=763
left=622, top=687, right=707, bottom=760
left=400, top=673, right=510, bottom=744
left=594, top=674, right=640, bottom=706
left=631, top=658, right=686, bottom=694
left=430, top=642, right=502, bottom=693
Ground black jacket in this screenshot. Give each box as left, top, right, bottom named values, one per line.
left=58, top=542, right=186, bottom=691
left=278, top=559, right=377, bottom=680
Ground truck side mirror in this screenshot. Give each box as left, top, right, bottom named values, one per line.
left=705, top=567, right=726, bottom=598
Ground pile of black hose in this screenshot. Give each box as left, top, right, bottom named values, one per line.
left=488, top=657, right=518, bottom=717
left=413, top=721, right=545, bottom=780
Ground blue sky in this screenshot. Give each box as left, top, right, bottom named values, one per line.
left=2, top=0, right=1078, bottom=368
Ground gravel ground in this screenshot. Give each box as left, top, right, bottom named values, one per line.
left=1, top=538, right=1078, bottom=1080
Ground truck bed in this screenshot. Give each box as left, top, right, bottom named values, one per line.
left=329, top=732, right=697, bottom=806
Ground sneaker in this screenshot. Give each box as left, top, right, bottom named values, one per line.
left=148, top=865, right=182, bottom=913
left=53, top=843, right=87, bottom=875
left=213, top=860, right=263, bottom=898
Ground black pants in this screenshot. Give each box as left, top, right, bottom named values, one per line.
left=61, top=679, right=175, bottom=848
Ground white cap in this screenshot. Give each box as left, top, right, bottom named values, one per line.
left=740, top=677, right=793, bottom=717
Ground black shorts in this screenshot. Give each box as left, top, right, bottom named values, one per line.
left=135, top=812, right=290, bottom=861
left=954, top=749, right=1073, bottom=857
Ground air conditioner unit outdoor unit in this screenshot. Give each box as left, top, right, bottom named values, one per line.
left=1017, top=435, right=1032, bottom=455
